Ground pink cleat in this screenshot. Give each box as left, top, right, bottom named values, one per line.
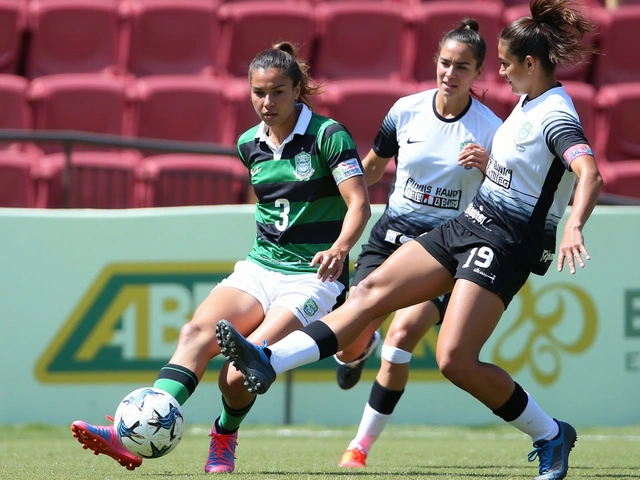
left=204, top=424, right=238, bottom=473
left=338, top=447, right=367, bottom=468
left=71, top=415, right=143, bottom=471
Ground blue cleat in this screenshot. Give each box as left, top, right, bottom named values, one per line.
left=528, top=419, right=577, bottom=480
left=216, top=319, right=276, bottom=394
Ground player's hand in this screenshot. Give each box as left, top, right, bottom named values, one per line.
left=458, top=144, right=489, bottom=174
left=557, top=225, right=590, bottom=274
left=310, top=247, right=344, bottom=282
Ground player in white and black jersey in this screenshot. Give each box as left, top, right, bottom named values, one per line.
left=216, top=1, right=603, bottom=479
left=332, top=19, right=502, bottom=469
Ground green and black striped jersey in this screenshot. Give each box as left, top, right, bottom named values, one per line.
left=237, top=104, right=363, bottom=274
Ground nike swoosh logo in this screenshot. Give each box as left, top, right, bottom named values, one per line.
left=407, top=138, right=427, bottom=144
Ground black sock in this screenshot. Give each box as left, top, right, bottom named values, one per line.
left=301, top=321, right=339, bottom=360
left=368, top=380, right=404, bottom=415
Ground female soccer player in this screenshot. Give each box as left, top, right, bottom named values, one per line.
left=216, top=1, right=603, bottom=479
left=70, top=42, right=371, bottom=473
left=330, top=19, right=503, bottom=469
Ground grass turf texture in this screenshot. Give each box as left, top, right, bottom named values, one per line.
left=1, top=424, right=639, bottom=479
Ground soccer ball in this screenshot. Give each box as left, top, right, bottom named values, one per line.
left=113, top=387, right=185, bottom=458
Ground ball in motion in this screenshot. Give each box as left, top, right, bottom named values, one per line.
left=114, top=387, right=185, bottom=458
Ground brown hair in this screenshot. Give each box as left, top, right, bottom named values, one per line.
left=500, top=0, right=596, bottom=75
left=437, top=18, right=487, bottom=69
left=248, top=42, right=322, bottom=109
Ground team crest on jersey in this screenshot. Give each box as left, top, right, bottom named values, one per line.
left=250, top=165, right=261, bottom=177
left=301, top=298, right=319, bottom=318
left=514, top=122, right=533, bottom=151
left=293, top=151, right=314, bottom=181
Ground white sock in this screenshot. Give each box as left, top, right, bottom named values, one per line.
left=269, top=330, right=320, bottom=375
left=347, top=403, right=391, bottom=454
left=508, top=392, right=559, bottom=443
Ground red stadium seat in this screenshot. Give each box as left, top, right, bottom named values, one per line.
left=215, top=2, right=315, bottom=79
left=129, top=75, right=232, bottom=152
left=0, top=74, right=35, bottom=149
left=136, top=154, right=249, bottom=207
left=25, top=0, right=124, bottom=78
left=0, top=150, right=39, bottom=207
left=597, top=160, right=640, bottom=199
left=591, top=6, right=640, bottom=88
left=313, top=2, right=413, bottom=81
left=124, top=0, right=219, bottom=77
left=562, top=81, right=597, bottom=146
left=502, top=4, right=601, bottom=84
left=474, top=80, right=515, bottom=122
left=413, top=2, right=504, bottom=84
left=593, top=82, right=640, bottom=163
left=33, top=150, right=140, bottom=208
left=223, top=77, right=259, bottom=146
left=315, top=79, right=420, bottom=159
left=28, top=73, right=131, bottom=153
left=0, top=0, right=26, bottom=75
left=368, top=161, right=397, bottom=205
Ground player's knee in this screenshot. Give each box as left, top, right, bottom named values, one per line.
left=437, top=352, right=475, bottom=386
left=381, top=345, right=412, bottom=364
left=178, top=319, right=215, bottom=349
left=384, top=328, right=415, bottom=351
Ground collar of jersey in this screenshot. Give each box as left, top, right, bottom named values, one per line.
left=256, top=103, right=312, bottom=147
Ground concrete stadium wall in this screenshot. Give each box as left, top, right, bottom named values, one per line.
left=1, top=205, right=639, bottom=427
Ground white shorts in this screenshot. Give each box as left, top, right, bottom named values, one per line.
left=215, top=260, right=346, bottom=326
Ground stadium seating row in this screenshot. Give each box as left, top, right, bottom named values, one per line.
left=0, top=73, right=639, bottom=207
left=0, top=1, right=638, bottom=87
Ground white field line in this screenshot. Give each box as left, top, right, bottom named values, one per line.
left=187, top=426, right=640, bottom=442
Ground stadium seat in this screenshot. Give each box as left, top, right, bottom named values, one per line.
left=0, top=74, right=35, bottom=149
left=27, top=73, right=131, bottom=153
left=136, top=154, right=249, bottom=207
left=0, top=151, right=39, bottom=207
left=367, top=160, right=397, bottom=205
left=562, top=81, right=597, bottom=146
left=591, top=6, right=640, bottom=87
left=502, top=4, right=601, bottom=84
left=25, top=0, right=124, bottom=78
left=593, top=82, right=640, bottom=163
left=0, top=0, right=26, bottom=75
left=129, top=75, right=232, bottom=152
left=33, top=150, right=140, bottom=208
left=315, top=79, right=420, bottom=159
left=413, top=2, right=504, bottom=84
left=596, top=160, right=640, bottom=199
left=473, top=80, right=516, bottom=122
left=313, top=2, right=413, bottom=81
left=215, top=2, right=315, bottom=79
left=223, top=77, right=259, bottom=146
left=124, top=0, right=219, bottom=77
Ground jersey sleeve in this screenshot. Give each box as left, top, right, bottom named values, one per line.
left=542, top=109, right=592, bottom=171
left=320, top=123, right=364, bottom=185
left=372, top=100, right=400, bottom=159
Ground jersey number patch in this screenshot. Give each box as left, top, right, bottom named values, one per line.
left=275, top=198, right=290, bottom=231
left=462, top=246, right=495, bottom=269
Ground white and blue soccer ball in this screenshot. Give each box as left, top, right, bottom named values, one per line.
left=114, top=387, right=185, bottom=458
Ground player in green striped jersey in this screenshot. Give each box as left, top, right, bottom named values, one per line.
left=70, top=42, right=371, bottom=474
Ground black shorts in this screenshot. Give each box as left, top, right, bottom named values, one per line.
left=414, top=219, right=530, bottom=308
left=351, top=243, right=450, bottom=323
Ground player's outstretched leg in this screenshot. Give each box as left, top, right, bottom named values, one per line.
left=335, top=331, right=380, bottom=390
left=528, top=419, right=577, bottom=480
left=71, top=416, right=143, bottom=471
left=216, top=319, right=276, bottom=394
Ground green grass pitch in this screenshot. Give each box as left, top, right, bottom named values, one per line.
left=2, top=424, right=639, bottom=479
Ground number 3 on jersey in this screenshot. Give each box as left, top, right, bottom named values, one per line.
left=275, top=198, right=290, bottom=231
left=462, top=246, right=494, bottom=269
